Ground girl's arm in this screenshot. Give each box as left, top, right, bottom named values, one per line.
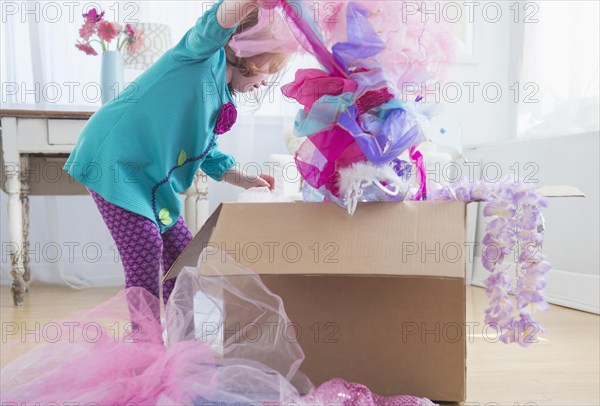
left=172, top=0, right=247, bottom=62
left=216, top=0, right=261, bottom=29
left=173, top=0, right=276, bottom=62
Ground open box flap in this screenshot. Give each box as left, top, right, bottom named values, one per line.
left=164, top=204, right=222, bottom=282
left=536, top=185, right=585, bottom=197
left=164, top=185, right=583, bottom=283
left=165, top=201, right=467, bottom=282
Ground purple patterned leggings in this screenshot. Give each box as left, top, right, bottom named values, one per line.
left=87, top=188, right=192, bottom=306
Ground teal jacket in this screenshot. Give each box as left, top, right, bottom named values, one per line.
left=64, top=0, right=238, bottom=233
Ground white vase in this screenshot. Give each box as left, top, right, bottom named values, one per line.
left=100, top=50, right=124, bottom=105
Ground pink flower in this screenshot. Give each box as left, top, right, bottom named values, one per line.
left=76, top=8, right=136, bottom=54
left=126, top=28, right=144, bottom=55
left=214, top=102, right=237, bottom=135
left=83, top=8, right=104, bottom=23
left=75, top=42, right=98, bottom=56
left=79, top=21, right=96, bottom=41
left=97, top=20, right=118, bottom=42
left=125, top=23, right=135, bottom=37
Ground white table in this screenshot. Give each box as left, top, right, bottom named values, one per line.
left=0, top=105, right=210, bottom=306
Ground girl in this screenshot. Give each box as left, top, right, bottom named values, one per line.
left=63, top=0, right=290, bottom=307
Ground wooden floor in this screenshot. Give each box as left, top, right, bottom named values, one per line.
left=1, top=284, right=599, bottom=405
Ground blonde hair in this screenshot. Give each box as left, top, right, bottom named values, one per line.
left=224, top=7, right=291, bottom=105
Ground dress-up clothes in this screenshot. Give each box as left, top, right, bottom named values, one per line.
left=64, top=0, right=237, bottom=234
left=1, top=251, right=438, bottom=405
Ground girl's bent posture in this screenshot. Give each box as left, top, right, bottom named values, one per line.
left=64, top=0, right=290, bottom=307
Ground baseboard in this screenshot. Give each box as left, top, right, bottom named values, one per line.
left=0, top=261, right=123, bottom=287
left=471, top=257, right=600, bottom=314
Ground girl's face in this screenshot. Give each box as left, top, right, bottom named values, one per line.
left=226, top=59, right=272, bottom=94
left=232, top=70, right=270, bottom=93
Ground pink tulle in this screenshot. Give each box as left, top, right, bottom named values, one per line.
left=2, top=250, right=437, bottom=405
left=228, top=7, right=302, bottom=58
left=409, top=146, right=427, bottom=200
left=1, top=289, right=219, bottom=404
left=303, top=378, right=437, bottom=405
left=281, top=68, right=358, bottom=111
left=320, top=1, right=349, bottom=46
left=257, top=0, right=283, bottom=10
left=310, top=0, right=456, bottom=94
left=295, top=126, right=366, bottom=196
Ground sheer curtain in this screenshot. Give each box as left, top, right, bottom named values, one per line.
left=0, top=1, right=314, bottom=287
left=517, top=0, right=599, bottom=137
left=1, top=0, right=315, bottom=116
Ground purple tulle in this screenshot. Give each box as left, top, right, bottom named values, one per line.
left=338, top=105, right=423, bottom=166
left=332, top=3, right=386, bottom=68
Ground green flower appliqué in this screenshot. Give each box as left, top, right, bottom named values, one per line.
left=178, top=149, right=187, bottom=166
left=158, top=208, right=173, bottom=226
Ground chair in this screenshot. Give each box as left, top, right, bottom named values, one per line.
left=121, top=23, right=173, bottom=70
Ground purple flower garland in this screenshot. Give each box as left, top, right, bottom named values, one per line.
left=430, top=178, right=550, bottom=346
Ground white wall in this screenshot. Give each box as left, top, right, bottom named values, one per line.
left=438, top=2, right=600, bottom=313
left=441, top=1, right=517, bottom=146
left=464, top=133, right=600, bottom=313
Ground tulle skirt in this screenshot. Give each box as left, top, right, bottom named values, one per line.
left=1, top=250, right=437, bottom=406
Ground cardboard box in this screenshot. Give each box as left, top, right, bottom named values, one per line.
left=164, top=187, right=584, bottom=403
left=166, top=201, right=468, bottom=402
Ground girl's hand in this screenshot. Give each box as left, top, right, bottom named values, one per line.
left=256, top=173, right=275, bottom=191
left=238, top=173, right=276, bottom=190
left=223, top=167, right=276, bottom=191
